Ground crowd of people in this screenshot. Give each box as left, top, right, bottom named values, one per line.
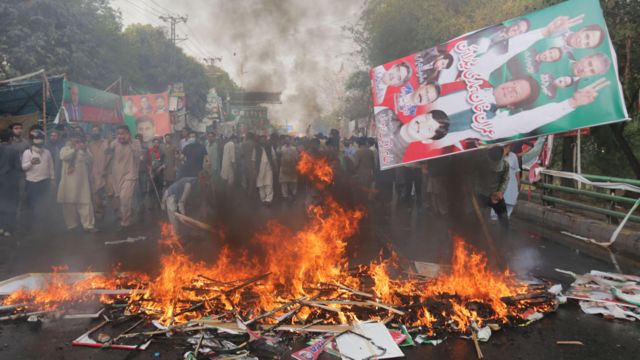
left=0, top=121, right=523, bottom=239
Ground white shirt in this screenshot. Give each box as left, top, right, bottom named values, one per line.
left=21, top=146, right=55, bottom=182
left=504, top=152, right=520, bottom=205
left=473, top=29, right=545, bottom=79
left=434, top=88, right=496, bottom=115
left=432, top=99, right=575, bottom=148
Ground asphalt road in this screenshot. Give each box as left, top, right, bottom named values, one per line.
left=0, top=193, right=639, bottom=359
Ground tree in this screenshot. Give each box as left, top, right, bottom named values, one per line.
left=0, top=0, right=238, bottom=121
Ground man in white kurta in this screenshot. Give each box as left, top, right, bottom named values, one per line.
left=57, top=136, right=96, bottom=231
left=220, top=137, right=236, bottom=186
left=255, top=140, right=276, bottom=205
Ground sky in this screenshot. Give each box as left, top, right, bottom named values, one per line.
left=109, top=0, right=363, bottom=130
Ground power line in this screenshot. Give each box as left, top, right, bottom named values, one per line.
left=122, top=0, right=162, bottom=19
left=132, top=0, right=164, bottom=17
left=158, top=15, right=188, bottom=45
left=146, top=0, right=174, bottom=14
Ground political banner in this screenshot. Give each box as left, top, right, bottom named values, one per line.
left=122, top=92, right=170, bottom=142
left=62, top=80, right=123, bottom=124
left=371, top=0, right=627, bottom=169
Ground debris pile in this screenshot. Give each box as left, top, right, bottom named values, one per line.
left=558, top=269, right=640, bottom=321
left=0, top=153, right=563, bottom=359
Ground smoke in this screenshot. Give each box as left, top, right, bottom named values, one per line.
left=114, top=0, right=362, bottom=132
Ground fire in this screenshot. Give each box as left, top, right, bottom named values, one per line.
left=296, top=151, right=333, bottom=188
left=1, top=152, right=556, bottom=336
left=2, top=266, right=142, bottom=311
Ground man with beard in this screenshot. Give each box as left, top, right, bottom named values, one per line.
left=254, top=136, right=277, bottom=206
left=107, top=125, right=142, bottom=233
left=88, top=125, right=110, bottom=219
left=58, top=134, right=97, bottom=232
left=147, top=137, right=166, bottom=208
left=277, top=136, right=299, bottom=200
left=0, top=129, right=22, bottom=237
left=161, top=134, right=178, bottom=187
left=240, top=133, right=257, bottom=193
left=221, top=135, right=236, bottom=186
left=9, top=122, right=29, bottom=154
left=204, top=131, right=222, bottom=183
left=46, top=130, right=64, bottom=186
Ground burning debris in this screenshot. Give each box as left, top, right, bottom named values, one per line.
left=558, top=269, right=640, bottom=321
left=0, top=153, right=563, bottom=359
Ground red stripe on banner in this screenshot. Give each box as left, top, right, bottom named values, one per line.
left=77, top=105, right=123, bottom=124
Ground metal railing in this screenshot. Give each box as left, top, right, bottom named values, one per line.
left=522, top=170, right=640, bottom=224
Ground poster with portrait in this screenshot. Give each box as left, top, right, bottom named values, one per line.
left=62, top=80, right=123, bottom=124
left=371, top=0, right=627, bottom=170
left=122, top=92, right=170, bottom=142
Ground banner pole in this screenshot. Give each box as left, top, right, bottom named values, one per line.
left=577, top=131, right=582, bottom=189
left=42, top=71, right=47, bottom=134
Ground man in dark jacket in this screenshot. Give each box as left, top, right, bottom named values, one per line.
left=0, top=129, right=23, bottom=237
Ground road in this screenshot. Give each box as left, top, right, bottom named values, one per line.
left=0, top=193, right=639, bottom=359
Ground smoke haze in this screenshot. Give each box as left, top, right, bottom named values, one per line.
left=111, top=0, right=363, bottom=131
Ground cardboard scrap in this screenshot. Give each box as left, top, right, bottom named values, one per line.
left=559, top=268, right=640, bottom=321
left=412, top=261, right=451, bottom=278
left=336, top=322, right=404, bottom=360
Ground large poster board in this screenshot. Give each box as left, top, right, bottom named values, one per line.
left=122, top=92, right=170, bottom=141
left=62, top=80, right=123, bottom=124
left=371, top=0, right=627, bottom=169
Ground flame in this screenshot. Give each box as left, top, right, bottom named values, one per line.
left=296, top=151, right=333, bottom=188
left=1, top=152, right=555, bottom=335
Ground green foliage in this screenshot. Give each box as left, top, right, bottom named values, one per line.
left=0, top=0, right=238, bottom=120
left=353, top=0, right=551, bottom=66
left=341, top=70, right=371, bottom=121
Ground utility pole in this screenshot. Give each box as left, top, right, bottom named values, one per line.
left=159, top=15, right=188, bottom=45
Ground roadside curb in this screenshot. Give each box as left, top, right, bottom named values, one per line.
left=514, top=201, right=640, bottom=257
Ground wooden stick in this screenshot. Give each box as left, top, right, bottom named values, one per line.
left=246, top=296, right=306, bottom=325
left=470, top=190, right=502, bottom=267
left=0, top=310, right=52, bottom=321
left=275, top=324, right=351, bottom=333
left=366, top=300, right=406, bottom=315
left=224, top=272, right=271, bottom=294
left=322, top=282, right=374, bottom=298
left=305, top=299, right=405, bottom=315
left=471, top=329, right=484, bottom=359
left=302, top=301, right=342, bottom=314
left=194, top=332, right=205, bottom=355
left=557, top=341, right=584, bottom=346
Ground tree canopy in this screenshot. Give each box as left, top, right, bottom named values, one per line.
left=0, top=0, right=238, bottom=119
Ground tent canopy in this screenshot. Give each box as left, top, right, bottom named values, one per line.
left=0, top=73, right=64, bottom=118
